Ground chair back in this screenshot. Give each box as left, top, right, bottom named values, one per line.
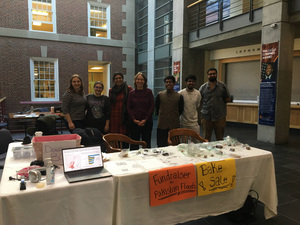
left=0, top=115, right=8, bottom=129
left=103, top=133, right=147, bottom=153
left=168, top=128, right=208, bottom=145
left=0, top=129, right=13, bottom=155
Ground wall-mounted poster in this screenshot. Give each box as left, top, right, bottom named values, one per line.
left=259, top=42, right=278, bottom=126
left=173, top=61, right=180, bottom=92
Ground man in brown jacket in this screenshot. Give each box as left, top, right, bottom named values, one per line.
left=155, top=76, right=184, bottom=147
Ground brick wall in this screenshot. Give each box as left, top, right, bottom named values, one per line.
left=0, top=1, right=28, bottom=29
left=0, top=0, right=129, bottom=115
left=0, top=0, right=126, bottom=39
left=0, top=36, right=125, bottom=114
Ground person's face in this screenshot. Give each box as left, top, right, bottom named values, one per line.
left=94, top=84, right=103, bottom=95
left=186, top=79, right=195, bottom=90
left=72, top=77, right=82, bottom=91
left=135, top=75, right=145, bottom=89
left=114, top=75, right=124, bottom=86
left=266, top=65, right=273, bottom=75
left=164, top=79, right=175, bottom=91
left=207, top=70, right=217, bottom=82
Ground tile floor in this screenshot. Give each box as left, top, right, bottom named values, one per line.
left=1, top=121, right=300, bottom=225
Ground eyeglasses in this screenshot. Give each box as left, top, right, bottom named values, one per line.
left=94, top=86, right=103, bottom=89
left=208, top=72, right=217, bottom=75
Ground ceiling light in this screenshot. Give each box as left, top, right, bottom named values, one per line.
left=32, top=10, right=48, bottom=16
left=33, top=22, right=42, bottom=26
left=91, top=67, right=103, bottom=70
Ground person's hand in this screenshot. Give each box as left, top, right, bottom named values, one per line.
left=104, top=124, right=109, bottom=133
left=133, top=119, right=140, bottom=125
left=68, top=121, right=75, bottom=130
left=138, top=120, right=146, bottom=126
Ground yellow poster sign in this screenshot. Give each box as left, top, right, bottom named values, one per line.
left=196, top=159, right=236, bottom=196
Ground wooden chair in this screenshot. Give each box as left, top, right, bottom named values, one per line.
left=102, top=133, right=147, bottom=153
left=167, top=128, right=208, bottom=145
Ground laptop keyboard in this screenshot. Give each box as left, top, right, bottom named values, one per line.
left=68, top=169, right=102, bottom=178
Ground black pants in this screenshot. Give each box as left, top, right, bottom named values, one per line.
left=129, top=120, right=153, bottom=150
left=64, top=120, right=85, bottom=133
left=156, top=128, right=170, bottom=147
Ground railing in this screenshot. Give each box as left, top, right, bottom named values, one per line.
left=187, top=0, right=263, bottom=37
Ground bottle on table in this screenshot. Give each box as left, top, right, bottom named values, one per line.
left=46, top=161, right=55, bottom=185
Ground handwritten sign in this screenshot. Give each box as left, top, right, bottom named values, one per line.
left=32, top=134, right=81, bottom=165
left=43, top=140, right=79, bottom=165
left=149, top=164, right=196, bottom=207
left=196, top=159, right=236, bottom=196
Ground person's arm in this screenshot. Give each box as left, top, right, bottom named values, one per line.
left=62, top=91, right=75, bottom=130
left=179, top=95, right=184, bottom=115
left=126, top=90, right=136, bottom=122
left=104, top=96, right=111, bottom=133
left=196, top=92, right=201, bottom=109
left=155, top=94, right=160, bottom=116
left=224, top=84, right=231, bottom=103
left=64, top=113, right=75, bottom=130
left=104, top=120, right=110, bottom=133
left=145, top=89, right=155, bottom=121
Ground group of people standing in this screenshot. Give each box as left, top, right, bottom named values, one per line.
left=61, top=67, right=230, bottom=149
left=156, top=68, right=231, bottom=146
left=61, top=72, right=154, bottom=149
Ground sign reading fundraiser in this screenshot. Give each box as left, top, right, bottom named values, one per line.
left=149, top=164, right=196, bottom=207
left=196, top=159, right=236, bottom=196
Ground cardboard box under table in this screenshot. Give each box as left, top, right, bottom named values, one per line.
left=32, top=134, right=81, bottom=165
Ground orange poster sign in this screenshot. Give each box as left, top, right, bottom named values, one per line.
left=149, top=164, right=196, bottom=207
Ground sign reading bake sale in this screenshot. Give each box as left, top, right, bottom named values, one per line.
left=149, top=164, right=196, bottom=207
left=196, top=159, right=236, bottom=196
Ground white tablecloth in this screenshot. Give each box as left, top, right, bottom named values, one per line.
left=0, top=143, right=114, bottom=225
left=0, top=142, right=277, bottom=225
left=105, top=144, right=277, bottom=225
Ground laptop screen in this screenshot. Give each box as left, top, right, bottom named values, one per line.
left=62, top=146, right=103, bottom=172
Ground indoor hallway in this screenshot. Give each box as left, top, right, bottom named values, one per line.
left=179, top=122, right=300, bottom=225
left=1, top=121, right=300, bottom=225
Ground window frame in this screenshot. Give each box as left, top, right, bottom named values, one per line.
left=155, top=1, right=173, bottom=47
left=205, top=0, right=230, bottom=25
left=88, top=2, right=111, bottom=39
left=28, top=0, right=57, bottom=33
left=30, top=57, right=59, bottom=102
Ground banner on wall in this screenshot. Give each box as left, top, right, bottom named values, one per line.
left=173, top=61, right=180, bottom=92
left=259, top=42, right=278, bottom=126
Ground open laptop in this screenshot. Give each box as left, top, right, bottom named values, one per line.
left=62, top=145, right=112, bottom=183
